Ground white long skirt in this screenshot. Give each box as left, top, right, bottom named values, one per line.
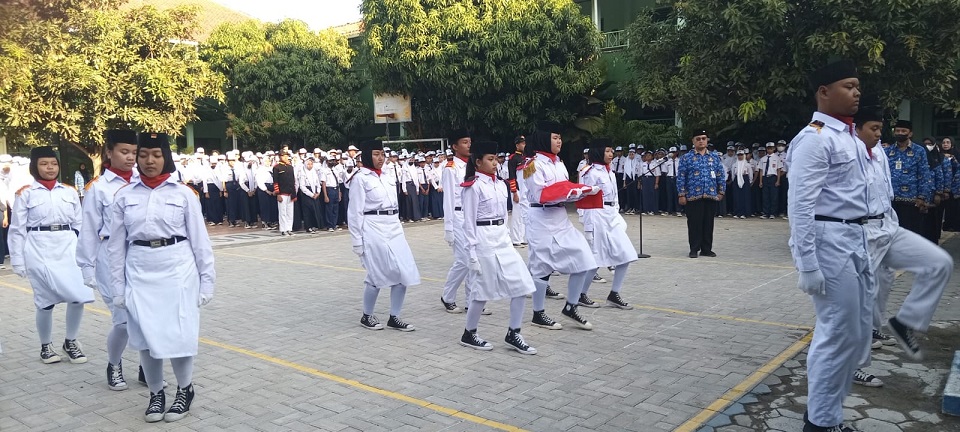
left=25, top=231, right=93, bottom=309
left=526, top=206, right=598, bottom=278
left=473, top=224, right=535, bottom=301
left=583, top=208, right=638, bottom=267
left=361, top=215, right=421, bottom=288
left=125, top=241, right=200, bottom=359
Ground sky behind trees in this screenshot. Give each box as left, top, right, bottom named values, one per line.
left=215, top=0, right=362, bottom=30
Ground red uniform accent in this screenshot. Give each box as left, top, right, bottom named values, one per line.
left=141, top=173, right=171, bottom=189
left=38, top=179, right=56, bottom=190
left=539, top=180, right=590, bottom=204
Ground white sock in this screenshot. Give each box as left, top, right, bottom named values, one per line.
left=65, top=303, right=84, bottom=341
left=36, top=307, right=53, bottom=345
left=171, top=356, right=194, bottom=389
left=107, top=323, right=128, bottom=366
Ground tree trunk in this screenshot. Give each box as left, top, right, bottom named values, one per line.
left=68, top=141, right=103, bottom=177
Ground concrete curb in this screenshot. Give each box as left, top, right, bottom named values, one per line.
left=945, top=351, right=960, bottom=416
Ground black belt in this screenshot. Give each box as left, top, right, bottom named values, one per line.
left=814, top=215, right=881, bottom=225
left=530, top=203, right=565, bottom=208
left=476, top=219, right=504, bottom=226
left=101, top=236, right=110, bottom=241
left=29, top=225, right=71, bottom=232
left=132, top=236, right=187, bottom=248
left=364, top=210, right=398, bottom=215
left=454, top=206, right=462, bottom=211
left=604, top=202, right=616, bottom=206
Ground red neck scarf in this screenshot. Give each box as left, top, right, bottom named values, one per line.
left=38, top=180, right=56, bottom=190
left=456, top=156, right=469, bottom=163
left=108, top=166, right=133, bottom=183
left=537, top=151, right=558, bottom=162
left=828, top=114, right=855, bottom=135
left=480, top=171, right=497, bottom=181
left=141, top=173, right=171, bottom=189
left=366, top=167, right=381, bottom=176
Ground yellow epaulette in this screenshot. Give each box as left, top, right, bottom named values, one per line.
left=580, top=165, right=593, bottom=176
left=15, top=185, right=29, bottom=196
left=522, top=159, right=537, bottom=179
left=84, top=176, right=99, bottom=191
left=445, top=161, right=455, bottom=168
left=112, top=182, right=131, bottom=198
left=809, top=120, right=824, bottom=134
left=182, top=182, right=200, bottom=197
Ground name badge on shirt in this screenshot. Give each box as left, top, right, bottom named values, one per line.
left=710, top=170, right=716, bottom=178
left=895, top=160, right=902, bottom=170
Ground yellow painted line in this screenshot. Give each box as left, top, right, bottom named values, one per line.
left=652, top=256, right=797, bottom=270
left=631, top=304, right=813, bottom=330
left=0, top=279, right=525, bottom=432
left=674, top=331, right=813, bottom=432
left=216, top=251, right=447, bottom=283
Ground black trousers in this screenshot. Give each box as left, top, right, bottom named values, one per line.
left=624, top=178, right=639, bottom=211
left=893, top=201, right=923, bottom=235
left=206, top=184, right=224, bottom=224
left=245, top=191, right=259, bottom=225
left=301, top=193, right=322, bottom=230
left=615, top=173, right=626, bottom=209
left=944, top=198, right=959, bottom=231
left=686, top=198, right=717, bottom=254
left=924, top=205, right=944, bottom=244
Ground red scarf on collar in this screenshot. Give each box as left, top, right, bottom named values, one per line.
left=480, top=172, right=497, bottom=181
left=828, top=114, right=855, bottom=135
left=366, top=167, right=381, bottom=176
left=38, top=180, right=56, bottom=190
left=537, top=151, right=558, bottom=162
left=141, top=173, right=171, bottom=189
left=108, top=166, right=133, bottom=183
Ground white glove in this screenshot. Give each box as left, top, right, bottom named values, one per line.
left=12, top=265, right=25, bottom=278
left=114, top=295, right=126, bottom=309
left=566, top=188, right=583, bottom=200
left=352, top=245, right=364, bottom=257
left=797, top=269, right=826, bottom=296
left=199, top=293, right=213, bottom=307
left=444, top=230, right=454, bottom=247
left=585, top=231, right=595, bottom=249
left=468, top=258, right=482, bottom=275
left=83, top=276, right=97, bottom=289
left=583, top=186, right=601, bottom=196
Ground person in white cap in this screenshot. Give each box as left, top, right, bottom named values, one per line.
left=576, top=148, right=590, bottom=181
left=430, top=157, right=444, bottom=219
left=506, top=136, right=527, bottom=247
left=663, top=146, right=681, bottom=216
left=299, top=156, right=323, bottom=233
left=256, top=155, right=278, bottom=230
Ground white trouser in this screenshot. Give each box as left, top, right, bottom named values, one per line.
left=442, top=225, right=473, bottom=304
left=278, top=195, right=294, bottom=232
left=509, top=202, right=527, bottom=244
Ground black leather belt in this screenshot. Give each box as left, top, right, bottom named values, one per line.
left=814, top=215, right=880, bottom=225
left=101, top=236, right=110, bottom=241
left=530, top=203, right=565, bottom=208
left=476, top=219, right=504, bottom=226
left=29, top=225, right=71, bottom=232
left=454, top=206, right=462, bottom=211
left=133, top=236, right=187, bottom=248
left=604, top=202, right=616, bottom=206
left=364, top=210, right=398, bottom=215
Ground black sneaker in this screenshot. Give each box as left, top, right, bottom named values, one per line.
left=544, top=286, right=565, bottom=300
left=578, top=293, right=600, bottom=308
left=872, top=328, right=896, bottom=346
left=107, top=362, right=128, bottom=391
left=802, top=411, right=857, bottom=432
left=464, top=307, right=492, bottom=316
left=163, top=384, right=194, bottom=422
left=531, top=310, right=562, bottom=330
left=138, top=365, right=169, bottom=388
left=700, top=251, right=717, bottom=257
left=606, top=291, right=633, bottom=310
left=360, top=314, right=383, bottom=330
left=852, top=369, right=883, bottom=387
left=441, top=297, right=462, bottom=314
left=887, top=317, right=922, bottom=360
left=62, top=339, right=87, bottom=364
left=592, top=274, right=607, bottom=283
left=40, top=343, right=61, bottom=364
left=561, top=303, right=593, bottom=330
left=387, top=315, right=416, bottom=332
left=504, top=328, right=537, bottom=355
left=144, top=391, right=165, bottom=423
left=689, top=251, right=699, bottom=258
left=459, top=329, right=492, bottom=351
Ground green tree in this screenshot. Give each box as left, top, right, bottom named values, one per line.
left=202, top=19, right=368, bottom=150
left=622, top=0, right=960, bottom=139
left=598, top=101, right=680, bottom=149
left=0, top=0, right=224, bottom=172
left=361, top=0, right=603, bottom=138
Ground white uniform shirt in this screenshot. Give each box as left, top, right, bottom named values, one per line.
left=319, top=164, right=338, bottom=188
left=76, top=170, right=138, bottom=280
left=758, top=153, right=784, bottom=176
left=255, top=165, right=274, bottom=191
left=300, top=166, right=322, bottom=196
left=442, top=157, right=468, bottom=232
left=622, top=156, right=639, bottom=179
left=641, top=161, right=661, bottom=177
left=347, top=168, right=400, bottom=248
left=663, top=156, right=679, bottom=177
left=461, top=173, right=507, bottom=261
left=10, top=182, right=83, bottom=268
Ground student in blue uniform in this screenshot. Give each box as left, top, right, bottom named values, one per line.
left=887, top=120, right=933, bottom=235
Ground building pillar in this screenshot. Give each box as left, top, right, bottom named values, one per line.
left=186, top=122, right=195, bottom=152
left=0, top=135, right=6, bottom=154
left=592, top=0, right=600, bottom=31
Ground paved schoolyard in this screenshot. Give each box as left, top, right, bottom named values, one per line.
left=0, top=212, right=951, bottom=431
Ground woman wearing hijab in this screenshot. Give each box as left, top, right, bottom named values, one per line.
left=76, top=130, right=141, bottom=390
left=731, top=150, right=754, bottom=218
left=349, top=140, right=420, bottom=332
left=577, top=138, right=636, bottom=309
left=9, top=146, right=93, bottom=364
left=923, top=137, right=947, bottom=243
left=941, top=137, right=960, bottom=231
left=105, top=132, right=215, bottom=423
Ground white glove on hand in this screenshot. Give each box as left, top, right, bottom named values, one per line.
left=199, top=293, right=213, bottom=307
left=352, top=245, right=364, bottom=257
left=83, top=276, right=97, bottom=289
left=566, top=188, right=583, bottom=200
left=585, top=231, right=595, bottom=249
left=798, top=269, right=826, bottom=296
left=114, top=295, right=126, bottom=309
left=468, top=258, right=482, bottom=276
left=583, top=186, right=601, bottom=196
left=444, top=230, right=454, bottom=247
left=12, top=265, right=25, bottom=278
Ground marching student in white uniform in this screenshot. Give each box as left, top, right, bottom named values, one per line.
left=349, top=140, right=420, bottom=332
left=577, top=138, right=637, bottom=309
left=440, top=130, right=476, bottom=314
left=106, top=132, right=216, bottom=423
left=10, top=146, right=93, bottom=365
left=76, top=130, right=141, bottom=390
left=458, top=140, right=537, bottom=354
left=506, top=136, right=528, bottom=246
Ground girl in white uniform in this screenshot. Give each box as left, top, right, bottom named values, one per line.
left=577, top=138, right=637, bottom=309
left=105, top=132, right=216, bottom=423
left=10, top=146, right=93, bottom=364
left=76, top=129, right=140, bottom=390
left=349, top=140, right=420, bottom=332
left=459, top=140, right=537, bottom=354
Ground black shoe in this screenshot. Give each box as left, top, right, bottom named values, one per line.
left=163, top=384, right=194, bottom=422
left=591, top=274, right=607, bottom=283
left=107, top=361, right=128, bottom=391
left=887, top=317, right=923, bottom=360
left=441, top=297, right=462, bottom=314
left=561, top=303, right=593, bottom=330
left=872, top=328, right=896, bottom=346
left=62, top=339, right=87, bottom=364
left=803, top=411, right=857, bottom=432
left=578, top=293, right=600, bottom=308
left=465, top=306, right=492, bottom=316
left=360, top=314, right=383, bottom=330
left=144, top=391, right=165, bottom=423
left=40, top=343, right=61, bottom=364
left=688, top=251, right=699, bottom=258
left=387, top=315, right=416, bottom=332
left=531, top=310, right=562, bottom=330
left=139, top=365, right=169, bottom=388
left=459, top=329, right=492, bottom=351
left=544, top=286, right=565, bottom=300
left=504, top=328, right=537, bottom=355
left=700, top=251, right=717, bottom=257
left=606, top=291, right=633, bottom=310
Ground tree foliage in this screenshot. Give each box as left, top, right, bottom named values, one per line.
left=361, top=0, right=603, bottom=138
left=598, top=101, right=680, bottom=149
left=623, top=0, right=960, bottom=139
left=202, top=19, right=368, bottom=150
left=0, top=0, right=224, bottom=170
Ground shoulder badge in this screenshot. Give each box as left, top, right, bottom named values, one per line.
left=84, top=176, right=99, bottom=191
left=15, top=185, right=29, bottom=196
left=522, top=159, right=537, bottom=179
left=581, top=165, right=593, bottom=176
left=809, top=120, right=824, bottom=134
left=445, top=161, right=455, bottom=168
left=112, top=182, right=132, bottom=198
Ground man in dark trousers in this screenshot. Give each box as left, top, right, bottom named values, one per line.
left=677, top=130, right=726, bottom=258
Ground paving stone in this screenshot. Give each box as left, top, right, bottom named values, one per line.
left=764, top=415, right=804, bottom=431
left=863, top=408, right=906, bottom=424
left=853, top=418, right=903, bottom=432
